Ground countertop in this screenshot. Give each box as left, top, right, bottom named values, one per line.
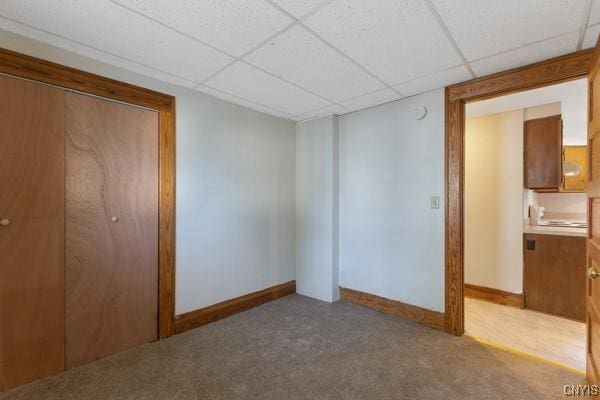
left=523, top=224, right=587, bottom=238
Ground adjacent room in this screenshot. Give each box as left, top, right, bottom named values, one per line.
left=1, top=1, right=600, bottom=399
left=464, top=79, right=588, bottom=372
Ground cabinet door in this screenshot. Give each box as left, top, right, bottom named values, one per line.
left=65, top=92, right=158, bottom=369
left=0, top=76, right=65, bottom=390
left=563, top=145, right=588, bottom=191
left=523, top=233, right=586, bottom=320
left=524, top=115, right=563, bottom=189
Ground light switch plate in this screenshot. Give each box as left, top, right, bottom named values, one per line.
left=431, top=195, right=440, bottom=209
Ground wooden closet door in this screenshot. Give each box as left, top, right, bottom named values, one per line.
left=65, top=92, right=158, bottom=369
left=0, top=76, right=65, bottom=390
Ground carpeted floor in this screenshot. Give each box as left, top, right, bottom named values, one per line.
left=1, top=294, right=585, bottom=399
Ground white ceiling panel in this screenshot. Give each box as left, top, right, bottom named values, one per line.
left=0, top=0, right=592, bottom=120
left=197, top=85, right=294, bottom=120
left=0, top=17, right=198, bottom=89
left=246, top=26, right=384, bottom=102
left=295, top=104, right=347, bottom=121
left=0, top=0, right=234, bottom=83
left=583, top=24, right=600, bottom=49
left=204, top=62, right=330, bottom=115
left=394, top=65, right=471, bottom=97
left=269, top=0, right=330, bottom=19
left=112, top=0, right=292, bottom=57
left=470, top=32, right=579, bottom=77
left=432, top=0, right=584, bottom=61
left=589, top=0, right=600, bottom=26
left=339, top=88, right=401, bottom=112
left=303, top=0, right=463, bottom=85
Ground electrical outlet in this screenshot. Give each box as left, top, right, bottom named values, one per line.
left=431, top=195, right=440, bottom=209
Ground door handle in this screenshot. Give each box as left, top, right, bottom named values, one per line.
left=0, top=218, right=10, bottom=227
left=589, top=267, right=600, bottom=279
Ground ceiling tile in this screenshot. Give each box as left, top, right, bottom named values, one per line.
left=589, top=0, right=600, bottom=26
left=0, top=17, right=198, bottom=88
left=470, top=32, right=578, bottom=77
left=432, top=0, right=584, bottom=61
left=269, top=0, right=330, bottom=19
left=583, top=24, right=600, bottom=49
left=197, top=85, right=294, bottom=120
left=0, top=0, right=234, bottom=83
left=246, top=26, right=384, bottom=102
left=394, top=65, right=471, bottom=97
left=112, top=0, right=292, bottom=56
left=295, top=104, right=348, bottom=120
left=339, top=88, right=401, bottom=112
left=204, top=62, right=330, bottom=115
left=304, top=0, right=462, bottom=85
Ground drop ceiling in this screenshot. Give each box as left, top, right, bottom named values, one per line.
left=0, top=0, right=597, bottom=122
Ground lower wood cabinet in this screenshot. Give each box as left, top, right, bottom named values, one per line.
left=523, top=233, right=586, bottom=321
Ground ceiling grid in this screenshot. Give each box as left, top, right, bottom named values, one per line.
left=0, top=0, right=595, bottom=121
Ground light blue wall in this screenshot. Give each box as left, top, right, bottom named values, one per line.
left=339, top=90, right=445, bottom=312
left=295, top=91, right=445, bottom=312
left=295, top=115, right=339, bottom=302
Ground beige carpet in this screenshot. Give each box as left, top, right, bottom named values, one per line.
left=1, top=294, right=584, bottom=399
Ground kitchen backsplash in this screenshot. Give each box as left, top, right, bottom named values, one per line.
left=528, top=192, right=587, bottom=220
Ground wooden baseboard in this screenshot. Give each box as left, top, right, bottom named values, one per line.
left=339, top=287, right=445, bottom=331
left=464, top=284, right=523, bottom=308
left=174, top=281, right=296, bottom=334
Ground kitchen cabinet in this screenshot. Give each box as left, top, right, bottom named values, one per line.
left=524, top=115, right=563, bottom=190
left=523, top=233, right=585, bottom=321
left=562, top=145, right=588, bottom=192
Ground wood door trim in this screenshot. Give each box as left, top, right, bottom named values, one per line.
left=339, top=287, right=445, bottom=331
left=173, top=281, right=296, bottom=334
left=447, top=50, right=593, bottom=102
left=445, top=49, right=593, bottom=335
left=0, top=47, right=176, bottom=338
left=464, top=284, right=524, bottom=308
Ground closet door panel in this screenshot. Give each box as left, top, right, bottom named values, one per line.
left=0, top=76, right=65, bottom=390
left=65, top=92, right=158, bottom=369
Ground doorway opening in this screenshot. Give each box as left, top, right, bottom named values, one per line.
left=463, top=78, right=587, bottom=372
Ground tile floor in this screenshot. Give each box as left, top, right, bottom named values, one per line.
left=465, top=297, right=586, bottom=372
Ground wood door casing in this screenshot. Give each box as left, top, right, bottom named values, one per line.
left=588, top=38, right=600, bottom=383
left=523, top=233, right=586, bottom=321
left=0, top=76, right=65, bottom=390
left=65, top=92, right=159, bottom=369
left=524, top=115, right=563, bottom=190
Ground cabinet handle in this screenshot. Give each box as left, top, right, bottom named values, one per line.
left=0, top=218, right=10, bottom=226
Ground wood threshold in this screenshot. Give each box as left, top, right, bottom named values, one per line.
left=174, top=281, right=296, bottom=334
left=0, top=46, right=176, bottom=339
left=445, top=49, right=592, bottom=336
left=464, top=284, right=524, bottom=308
left=340, top=287, right=445, bottom=331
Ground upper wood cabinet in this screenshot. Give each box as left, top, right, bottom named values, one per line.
left=562, top=145, right=588, bottom=192
left=524, top=115, right=563, bottom=190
